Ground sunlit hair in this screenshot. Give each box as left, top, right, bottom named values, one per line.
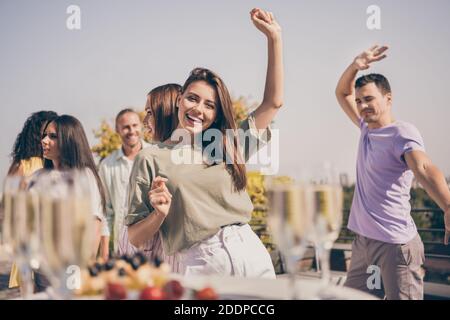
left=147, top=83, right=180, bottom=142
left=8, top=110, right=58, bottom=175
left=181, top=68, right=247, bottom=192
left=42, top=115, right=106, bottom=211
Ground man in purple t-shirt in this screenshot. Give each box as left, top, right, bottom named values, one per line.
left=335, top=45, right=450, bottom=299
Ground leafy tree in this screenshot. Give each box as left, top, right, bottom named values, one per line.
left=91, top=120, right=122, bottom=160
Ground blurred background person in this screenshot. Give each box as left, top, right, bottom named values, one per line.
left=98, top=108, right=150, bottom=259
left=32, top=114, right=106, bottom=291
left=5, top=110, right=57, bottom=294
left=115, top=84, right=180, bottom=261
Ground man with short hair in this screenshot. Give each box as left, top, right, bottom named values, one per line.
left=99, top=108, right=150, bottom=257
left=335, top=45, right=450, bottom=299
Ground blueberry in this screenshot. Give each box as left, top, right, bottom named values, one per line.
left=94, top=262, right=103, bottom=271
left=122, top=254, right=133, bottom=263
left=130, top=258, right=140, bottom=271
left=105, top=259, right=115, bottom=271
left=88, top=266, right=99, bottom=277
left=135, top=252, right=148, bottom=265
left=153, top=256, right=162, bottom=268
left=118, top=268, right=127, bottom=277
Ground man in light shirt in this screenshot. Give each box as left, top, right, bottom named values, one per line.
left=99, top=108, right=150, bottom=258
left=335, top=45, right=450, bottom=299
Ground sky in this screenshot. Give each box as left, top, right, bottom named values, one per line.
left=1, top=0, right=450, bottom=189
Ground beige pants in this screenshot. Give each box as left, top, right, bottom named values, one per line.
left=344, top=233, right=425, bottom=300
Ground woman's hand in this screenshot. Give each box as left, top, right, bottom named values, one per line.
left=250, top=8, right=281, bottom=39
left=249, top=7, right=284, bottom=130
left=148, top=176, right=172, bottom=218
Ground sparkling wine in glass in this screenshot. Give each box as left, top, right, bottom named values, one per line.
left=266, top=178, right=314, bottom=299
left=303, top=165, right=344, bottom=296
left=2, top=175, right=39, bottom=299
left=34, top=169, right=95, bottom=299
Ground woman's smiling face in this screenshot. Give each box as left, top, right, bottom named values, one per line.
left=177, top=80, right=218, bottom=135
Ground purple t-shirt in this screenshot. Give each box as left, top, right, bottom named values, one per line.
left=347, top=119, right=426, bottom=244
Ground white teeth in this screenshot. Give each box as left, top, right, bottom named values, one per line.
left=186, top=114, right=202, bottom=123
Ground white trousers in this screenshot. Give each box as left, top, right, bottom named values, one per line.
left=165, top=224, right=276, bottom=279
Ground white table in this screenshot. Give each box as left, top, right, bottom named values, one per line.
left=17, top=274, right=378, bottom=300
left=172, top=274, right=378, bottom=300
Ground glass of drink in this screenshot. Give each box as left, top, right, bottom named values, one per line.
left=266, top=177, right=314, bottom=299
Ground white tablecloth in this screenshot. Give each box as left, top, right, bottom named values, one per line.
left=19, top=273, right=377, bottom=300
left=171, top=274, right=378, bottom=300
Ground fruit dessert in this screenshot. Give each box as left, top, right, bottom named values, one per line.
left=75, top=252, right=218, bottom=300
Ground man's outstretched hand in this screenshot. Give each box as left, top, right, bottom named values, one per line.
left=353, top=45, right=389, bottom=70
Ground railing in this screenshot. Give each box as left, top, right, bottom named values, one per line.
left=330, top=208, right=450, bottom=298
left=280, top=208, right=450, bottom=298
left=337, top=208, right=450, bottom=259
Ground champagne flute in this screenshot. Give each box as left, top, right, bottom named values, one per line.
left=266, top=177, right=314, bottom=299
left=34, top=169, right=95, bottom=299
left=2, top=175, right=38, bottom=299
left=1, top=177, right=16, bottom=261
left=303, top=164, right=344, bottom=297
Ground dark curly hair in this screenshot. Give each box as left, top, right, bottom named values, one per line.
left=8, top=110, right=58, bottom=175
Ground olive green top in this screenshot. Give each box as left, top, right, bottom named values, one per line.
left=125, top=112, right=271, bottom=254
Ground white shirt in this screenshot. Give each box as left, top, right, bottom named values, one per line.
left=98, top=140, right=150, bottom=251
left=29, top=168, right=104, bottom=222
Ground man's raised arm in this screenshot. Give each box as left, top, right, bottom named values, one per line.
left=335, top=45, right=388, bottom=127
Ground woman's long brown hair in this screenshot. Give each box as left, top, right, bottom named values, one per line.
left=147, top=83, right=180, bottom=142
left=181, top=68, right=247, bottom=192
left=43, top=115, right=106, bottom=211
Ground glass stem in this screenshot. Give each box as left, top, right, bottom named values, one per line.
left=18, top=261, right=34, bottom=299
left=289, top=270, right=298, bottom=300
left=287, top=254, right=299, bottom=300
left=318, top=245, right=331, bottom=286
left=282, top=252, right=299, bottom=300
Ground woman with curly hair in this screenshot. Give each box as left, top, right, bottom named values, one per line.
left=7, top=111, right=58, bottom=176
left=6, top=110, right=58, bottom=291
